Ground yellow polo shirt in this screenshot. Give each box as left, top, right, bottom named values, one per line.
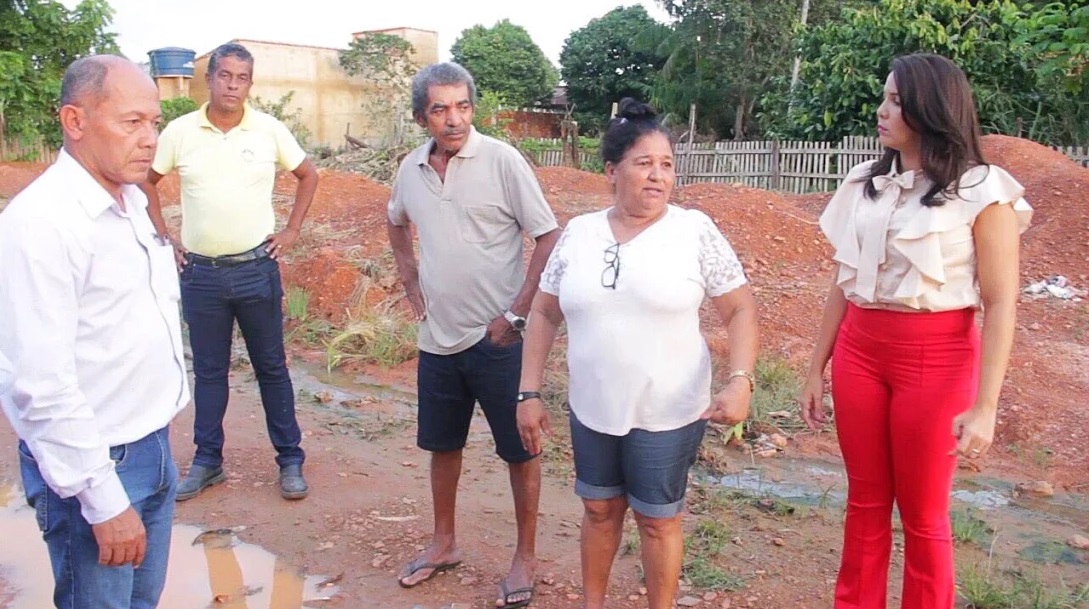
left=152, top=103, right=307, bottom=257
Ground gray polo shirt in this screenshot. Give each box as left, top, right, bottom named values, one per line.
left=389, top=128, right=559, bottom=355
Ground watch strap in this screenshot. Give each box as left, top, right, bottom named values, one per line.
left=516, top=391, right=541, bottom=402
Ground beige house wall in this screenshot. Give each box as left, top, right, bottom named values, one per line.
left=191, top=29, right=438, bottom=148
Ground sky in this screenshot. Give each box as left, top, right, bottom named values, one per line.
left=70, top=0, right=672, bottom=67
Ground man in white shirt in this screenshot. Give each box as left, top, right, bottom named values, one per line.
left=0, top=55, right=189, bottom=609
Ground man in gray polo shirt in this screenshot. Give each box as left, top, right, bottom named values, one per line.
left=387, top=62, right=560, bottom=608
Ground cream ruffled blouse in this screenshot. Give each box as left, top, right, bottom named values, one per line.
left=819, top=160, right=1033, bottom=311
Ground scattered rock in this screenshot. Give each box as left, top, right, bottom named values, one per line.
left=459, top=576, right=477, bottom=586
left=773, top=537, right=786, bottom=546
left=704, top=591, right=719, bottom=601
left=1068, top=534, right=1089, bottom=550
left=769, top=433, right=788, bottom=448
left=721, top=599, right=732, bottom=609
left=678, top=596, right=703, bottom=607
left=566, top=593, right=581, bottom=601
left=639, top=586, right=648, bottom=595
left=1015, top=480, right=1055, bottom=497
left=629, top=594, right=641, bottom=601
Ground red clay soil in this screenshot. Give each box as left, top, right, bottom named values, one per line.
left=2, top=134, right=1087, bottom=486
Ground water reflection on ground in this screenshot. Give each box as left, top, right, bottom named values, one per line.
left=0, top=483, right=337, bottom=609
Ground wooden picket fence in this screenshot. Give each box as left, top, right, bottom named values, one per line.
left=0, top=137, right=58, bottom=164
left=529, top=136, right=1089, bottom=194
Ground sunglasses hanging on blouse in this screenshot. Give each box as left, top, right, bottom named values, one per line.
left=602, top=242, right=620, bottom=289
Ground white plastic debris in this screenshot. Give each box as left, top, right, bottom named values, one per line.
left=1023, top=275, right=1086, bottom=301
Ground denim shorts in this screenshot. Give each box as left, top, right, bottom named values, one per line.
left=570, top=411, right=707, bottom=518
left=416, top=335, right=533, bottom=463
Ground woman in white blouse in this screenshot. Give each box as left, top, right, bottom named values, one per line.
left=800, top=54, right=1032, bottom=609
left=515, top=98, right=759, bottom=609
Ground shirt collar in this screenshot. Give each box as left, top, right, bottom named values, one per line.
left=55, top=149, right=146, bottom=219
left=197, top=101, right=255, bottom=132
left=414, top=126, right=482, bottom=165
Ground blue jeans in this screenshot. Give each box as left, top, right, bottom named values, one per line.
left=180, top=255, right=304, bottom=469
left=569, top=412, right=707, bottom=518
left=18, top=427, right=177, bottom=609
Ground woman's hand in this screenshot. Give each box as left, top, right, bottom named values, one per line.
left=951, top=404, right=997, bottom=459
left=703, top=378, right=752, bottom=425
left=799, top=373, right=829, bottom=430
left=517, top=398, right=552, bottom=456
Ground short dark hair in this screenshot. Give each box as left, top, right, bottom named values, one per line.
left=60, top=56, right=111, bottom=107
left=600, top=97, right=672, bottom=165
left=411, top=62, right=477, bottom=119
left=865, top=53, right=987, bottom=207
left=207, top=43, right=254, bottom=76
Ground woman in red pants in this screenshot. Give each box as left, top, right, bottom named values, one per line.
left=800, top=53, right=1032, bottom=609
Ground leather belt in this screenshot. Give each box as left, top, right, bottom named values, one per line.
left=187, top=242, right=271, bottom=267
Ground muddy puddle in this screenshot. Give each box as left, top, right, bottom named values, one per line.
left=702, top=457, right=1089, bottom=567
left=0, top=483, right=338, bottom=609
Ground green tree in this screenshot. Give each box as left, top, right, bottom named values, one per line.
left=560, top=6, right=669, bottom=134
left=159, top=96, right=198, bottom=127
left=338, top=33, right=419, bottom=146
left=0, top=0, right=119, bottom=150
left=451, top=19, right=558, bottom=108
left=650, top=0, right=866, bottom=140
left=760, top=0, right=1089, bottom=144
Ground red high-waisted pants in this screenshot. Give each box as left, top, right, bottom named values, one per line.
left=831, top=303, right=980, bottom=609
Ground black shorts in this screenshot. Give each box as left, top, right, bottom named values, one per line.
left=415, top=335, right=533, bottom=463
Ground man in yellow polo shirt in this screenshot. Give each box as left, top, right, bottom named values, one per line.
left=141, top=43, right=319, bottom=501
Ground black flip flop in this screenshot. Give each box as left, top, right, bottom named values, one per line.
left=397, top=559, right=462, bottom=589
left=498, top=580, right=535, bottom=608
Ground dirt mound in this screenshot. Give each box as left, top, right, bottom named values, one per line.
left=0, top=162, right=48, bottom=198
left=981, top=135, right=1089, bottom=281
left=679, top=181, right=832, bottom=362
left=535, top=166, right=611, bottom=196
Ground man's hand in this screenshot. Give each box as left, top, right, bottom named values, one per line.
left=266, top=227, right=301, bottom=260
left=702, top=377, right=752, bottom=425
left=404, top=282, right=426, bottom=321
left=91, top=506, right=146, bottom=567
left=486, top=315, right=521, bottom=347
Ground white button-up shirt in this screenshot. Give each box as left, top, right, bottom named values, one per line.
left=0, top=150, right=190, bottom=524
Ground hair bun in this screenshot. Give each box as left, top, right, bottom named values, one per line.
left=616, top=97, right=658, bottom=121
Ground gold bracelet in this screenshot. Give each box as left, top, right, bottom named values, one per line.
left=727, top=370, right=756, bottom=392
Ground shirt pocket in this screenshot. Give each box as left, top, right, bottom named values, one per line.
left=460, top=204, right=510, bottom=244
left=149, top=244, right=182, bottom=305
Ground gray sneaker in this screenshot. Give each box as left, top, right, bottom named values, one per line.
left=175, top=464, right=226, bottom=501
left=279, top=464, right=308, bottom=500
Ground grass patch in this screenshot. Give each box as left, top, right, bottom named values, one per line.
left=621, top=528, right=640, bottom=556
left=325, top=301, right=417, bottom=369
left=959, top=563, right=1089, bottom=609
left=285, top=286, right=311, bottom=321
left=750, top=357, right=804, bottom=429
left=682, top=519, right=745, bottom=591
left=951, top=509, right=992, bottom=546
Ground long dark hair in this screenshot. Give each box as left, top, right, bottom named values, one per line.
left=600, top=97, right=672, bottom=165
left=864, top=53, right=987, bottom=207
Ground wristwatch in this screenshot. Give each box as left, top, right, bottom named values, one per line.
left=516, top=391, right=541, bottom=402
left=504, top=310, right=527, bottom=332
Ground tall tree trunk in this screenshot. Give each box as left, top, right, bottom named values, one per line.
left=733, top=93, right=747, bottom=141
left=790, top=0, right=812, bottom=91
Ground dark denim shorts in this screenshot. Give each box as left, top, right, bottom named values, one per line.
left=416, top=335, right=533, bottom=463
left=570, top=411, right=707, bottom=518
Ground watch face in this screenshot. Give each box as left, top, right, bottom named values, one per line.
left=512, top=317, right=527, bottom=331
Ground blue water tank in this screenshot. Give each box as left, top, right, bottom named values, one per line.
left=148, top=47, right=196, bottom=78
